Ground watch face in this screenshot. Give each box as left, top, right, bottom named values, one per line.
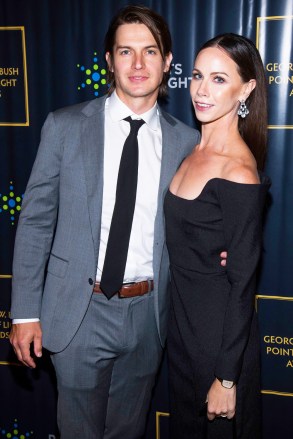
left=222, top=379, right=234, bottom=389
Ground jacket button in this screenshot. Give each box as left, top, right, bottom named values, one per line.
left=88, top=278, right=94, bottom=285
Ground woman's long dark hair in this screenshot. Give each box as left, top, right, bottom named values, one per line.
left=198, top=33, right=267, bottom=170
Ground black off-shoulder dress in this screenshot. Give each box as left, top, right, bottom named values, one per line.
left=164, top=176, right=270, bottom=439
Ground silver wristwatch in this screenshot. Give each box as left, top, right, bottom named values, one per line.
left=217, top=377, right=235, bottom=389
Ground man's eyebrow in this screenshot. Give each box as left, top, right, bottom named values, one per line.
left=115, top=44, right=159, bottom=50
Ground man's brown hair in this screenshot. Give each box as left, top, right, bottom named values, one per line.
left=104, top=5, right=172, bottom=97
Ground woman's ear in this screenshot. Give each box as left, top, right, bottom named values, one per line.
left=240, top=79, right=256, bottom=102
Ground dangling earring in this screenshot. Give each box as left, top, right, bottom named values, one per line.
left=237, top=100, right=249, bottom=118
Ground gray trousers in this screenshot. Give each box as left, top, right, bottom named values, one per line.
left=51, top=290, right=163, bottom=439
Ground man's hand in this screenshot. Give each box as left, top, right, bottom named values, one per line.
left=9, top=322, right=42, bottom=368
left=220, top=251, right=227, bottom=267
left=206, top=378, right=236, bottom=420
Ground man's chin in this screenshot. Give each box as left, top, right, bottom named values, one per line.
left=127, top=87, right=159, bottom=99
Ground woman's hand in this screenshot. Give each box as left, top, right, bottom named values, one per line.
left=206, top=378, right=236, bottom=420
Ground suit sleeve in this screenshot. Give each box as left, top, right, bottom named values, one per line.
left=11, top=112, right=62, bottom=319
left=214, top=180, right=268, bottom=383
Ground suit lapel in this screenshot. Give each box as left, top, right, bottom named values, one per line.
left=158, top=112, right=181, bottom=204
left=153, top=111, right=182, bottom=276
left=81, top=97, right=106, bottom=260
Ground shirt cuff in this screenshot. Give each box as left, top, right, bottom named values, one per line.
left=12, top=318, right=40, bottom=324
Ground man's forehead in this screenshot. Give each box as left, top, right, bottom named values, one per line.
left=114, top=23, right=157, bottom=46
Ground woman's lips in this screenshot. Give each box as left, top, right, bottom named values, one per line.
left=195, top=102, right=213, bottom=111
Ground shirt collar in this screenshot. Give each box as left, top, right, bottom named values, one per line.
left=106, top=90, right=159, bottom=131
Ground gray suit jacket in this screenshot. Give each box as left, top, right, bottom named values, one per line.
left=11, top=95, right=200, bottom=352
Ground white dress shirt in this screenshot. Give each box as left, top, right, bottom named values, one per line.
left=96, top=91, right=162, bottom=282
left=13, top=91, right=162, bottom=323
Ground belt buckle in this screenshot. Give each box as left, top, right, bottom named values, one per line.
left=118, top=290, right=125, bottom=299
left=118, top=282, right=135, bottom=299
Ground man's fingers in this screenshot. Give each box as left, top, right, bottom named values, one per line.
left=11, top=342, right=36, bottom=368
left=19, top=346, right=37, bottom=368
left=9, top=322, right=42, bottom=368
left=12, top=338, right=36, bottom=368
left=11, top=343, right=24, bottom=364
left=33, top=335, right=43, bottom=358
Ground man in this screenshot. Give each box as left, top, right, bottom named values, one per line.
left=10, top=5, right=199, bottom=438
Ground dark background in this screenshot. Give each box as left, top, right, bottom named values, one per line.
left=0, top=1, right=292, bottom=438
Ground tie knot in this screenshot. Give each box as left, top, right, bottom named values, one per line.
left=124, top=116, right=145, bottom=133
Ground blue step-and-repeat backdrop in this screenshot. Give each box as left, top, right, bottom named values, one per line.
left=0, top=1, right=292, bottom=438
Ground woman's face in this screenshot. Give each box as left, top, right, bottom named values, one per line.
left=190, top=46, right=252, bottom=126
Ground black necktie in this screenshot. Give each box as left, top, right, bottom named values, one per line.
left=100, top=116, right=145, bottom=299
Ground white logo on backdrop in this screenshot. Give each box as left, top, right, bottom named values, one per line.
left=168, top=63, right=192, bottom=89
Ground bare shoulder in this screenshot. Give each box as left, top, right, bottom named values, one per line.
left=224, top=163, right=260, bottom=184
left=178, top=149, right=196, bottom=171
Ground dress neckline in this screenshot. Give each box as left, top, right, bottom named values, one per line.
left=168, top=175, right=270, bottom=202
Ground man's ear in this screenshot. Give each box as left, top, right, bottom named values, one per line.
left=164, top=52, right=173, bottom=73
left=105, top=52, right=113, bottom=72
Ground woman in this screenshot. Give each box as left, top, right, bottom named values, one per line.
left=164, top=33, right=270, bottom=439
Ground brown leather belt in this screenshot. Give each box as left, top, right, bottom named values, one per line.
left=93, top=280, right=154, bottom=298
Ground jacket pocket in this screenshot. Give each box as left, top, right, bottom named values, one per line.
left=47, top=253, right=69, bottom=278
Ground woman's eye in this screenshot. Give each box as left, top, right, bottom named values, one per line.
left=192, top=72, right=202, bottom=80
left=214, top=76, right=225, bottom=83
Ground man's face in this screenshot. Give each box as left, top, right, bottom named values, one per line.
left=106, top=23, right=172, bottom=112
